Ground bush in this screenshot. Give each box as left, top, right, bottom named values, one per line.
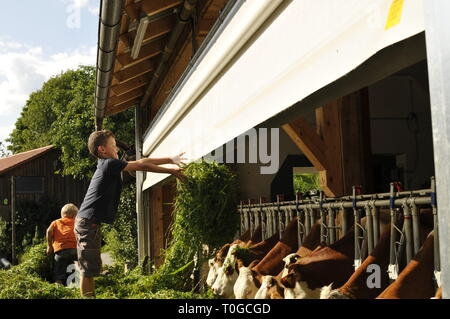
left=0, top=218, right=10, bottom=258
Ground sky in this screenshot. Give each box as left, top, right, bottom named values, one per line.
left=0, top=0, right=100, bottom=147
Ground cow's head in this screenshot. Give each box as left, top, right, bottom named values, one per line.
left=206, top=258, right=219, bottom=287
left=281, top=253, right=301, bottom=277
left=233, top=260, right=261, bottom=299
left=280, top=263, right=302, bottom=288
left=211, top=244, right=240, bottom=298
left=254, top=275, right=284, bottom=299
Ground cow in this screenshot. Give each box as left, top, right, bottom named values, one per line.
left=254, top=222, right=324, bottom=299
left=234, top=218, right=300, bottom=298
left=321, top=225, right=393, bottom=299
left=280, top=225, right=357, bottom=299
left=377, top=230, right=437, bottom=299
left=323, top=209, right=434, bottom=299
left=212, top=230, right=280, bottom=298
left=206, top=225, right=262, bottom=287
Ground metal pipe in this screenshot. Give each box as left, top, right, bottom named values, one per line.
left=259, top=197, right=266, bottom=240
left=410, top=198, right=421, bottom=255
left=372, top=202, right=380, bottom=248
left=341, top=204, right=348, bottom=238
left=402, top=199, right=414, bottom=264
left=365, top=202, right=374, bottom=254
left=94, top=0, right=124, bottom=130
left=431, top=177, right=441, bottom=283
left=140, top=0, right=198, bottom=108
left=328, top=208, right=336, bottom=244
left=388, top=183, right=398, bottom=280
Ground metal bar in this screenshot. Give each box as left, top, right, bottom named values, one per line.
left=372, top=202, right=380, bottom=248
left=388, top=183, right=398, bottom=282
left=341, top=204, right=348, bottom=238
left=328, top=208, right=336, bottom=244
left=402, top=199, right=414, bottom=264
left=431, top=176, right=441, bottom=288
left=424, top=0, right=450, bottom=298
left=260, top=197, right=266, bottom=241
left=410, top=199, right=421, bottom=255
left=365, top=202, right=374, bottom=254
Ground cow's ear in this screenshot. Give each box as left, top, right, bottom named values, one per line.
left=221, top=243, right=231, bottom=254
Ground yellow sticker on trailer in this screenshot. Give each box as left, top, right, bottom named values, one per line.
left=385, top=0, right=405, bottom=30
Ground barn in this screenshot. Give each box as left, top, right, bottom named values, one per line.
left=93, top=0, right=450, bottom=298
left=0, top=145, right=90, bottom=262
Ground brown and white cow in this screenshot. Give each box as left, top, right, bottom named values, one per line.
left=323, top=209, right=434, bottom=299
left=280, top=225, right=356, bottom=299
left=234, top=218, right=300, bottom=298
left=212, top=230, right=280, bottom=298
left=206, top=226, right=262, bottom=287
left=254, top=222, right=324, bottom=299
left=377, top=230, right=436, bottom=299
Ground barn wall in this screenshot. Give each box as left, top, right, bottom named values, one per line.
left=369, top=61, right=434, bottom=190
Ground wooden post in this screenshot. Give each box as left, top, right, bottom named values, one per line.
left=282, top=88, right=372, bottom=197
left=150, top=186, right=164, bottom=267
left=10, top=176, right=16, bottom=265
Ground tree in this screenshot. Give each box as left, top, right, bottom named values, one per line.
left=6, top=65, right=135, bottom=179
left=0, top=141, right=11, bottom=158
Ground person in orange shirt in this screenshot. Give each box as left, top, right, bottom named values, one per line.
left=46, top=203, right=78, bottom=285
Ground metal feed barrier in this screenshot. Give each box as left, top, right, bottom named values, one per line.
left=237, top=177, right=441, bottom=288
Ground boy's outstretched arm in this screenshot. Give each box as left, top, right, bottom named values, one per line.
left=124, top=159, right=186, bottom=180
left=144, top=152, right=187, bottom=166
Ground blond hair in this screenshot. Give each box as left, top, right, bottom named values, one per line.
left=61, top=203, right=78, bottom=218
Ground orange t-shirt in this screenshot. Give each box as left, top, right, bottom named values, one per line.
left=50, top=217, right=76, bottom=252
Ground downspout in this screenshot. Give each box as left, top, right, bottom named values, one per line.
left=94, top=0, right=124, bottom=130
left=139, top=0, right=198, bottom=108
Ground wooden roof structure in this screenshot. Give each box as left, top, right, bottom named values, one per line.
left=96, top=0, right=230, bottom=124
left=0, top=145, right=55, bottom=175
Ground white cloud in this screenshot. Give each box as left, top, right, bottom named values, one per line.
left=0, top=39, right=96, bottom=143
left=61, top=0, right=99, bottom=15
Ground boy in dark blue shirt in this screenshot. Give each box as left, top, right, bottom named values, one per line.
left=75, top=130, right=186, bottom=297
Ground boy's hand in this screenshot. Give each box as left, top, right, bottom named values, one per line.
left=46, top=246, right=54, bottom=255
left=170, top=167, right=187, bottom=182
left=170, top=152, right=187, bottom=167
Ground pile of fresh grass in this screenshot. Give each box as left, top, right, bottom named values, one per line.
left=146, top=160, right=239, bottom=291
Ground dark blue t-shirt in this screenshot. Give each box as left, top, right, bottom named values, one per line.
left=77, top=158, right=128, bottom=224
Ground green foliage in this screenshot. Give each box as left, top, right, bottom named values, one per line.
left=102, top=184, right=138, bottom=267
left=293, top=173, right=321, bottom=195
left=148, top=160, right=238, bottom=291
left=14, top=197, right=60, bottom=255
left=0, top=218, right=10, bottom=257
left=6, top=65, right=135, bottom=179
left=0, top=270, right=80, bottom=299
left=16, top=242, right=53, bottom=281
left=0, top=141, right=11, bottom=158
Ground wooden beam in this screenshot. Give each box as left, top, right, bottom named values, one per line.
left=106, top=98, right=141, bottom=116
left=282, top=118, right=327, bottom=171
left=140, top=0, right=182, bottom=17
left=125, top=1, right=141, bottom=21
left=316, top=100, right=344, bottom=197
left=114, top=58, right=157, bottom=83
left=116, top=36, right=166, bottom=68
left=110, top=74, right=151, bottom=96
left=150, top=186, right=164, bottom=267
left=108, top=87, right=145, bottom=107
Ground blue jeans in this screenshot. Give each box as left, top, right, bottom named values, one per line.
left=54, top=248, right=77, bottom=282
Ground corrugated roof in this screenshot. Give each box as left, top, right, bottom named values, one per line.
left=0, top=145, right=55, bottom=175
